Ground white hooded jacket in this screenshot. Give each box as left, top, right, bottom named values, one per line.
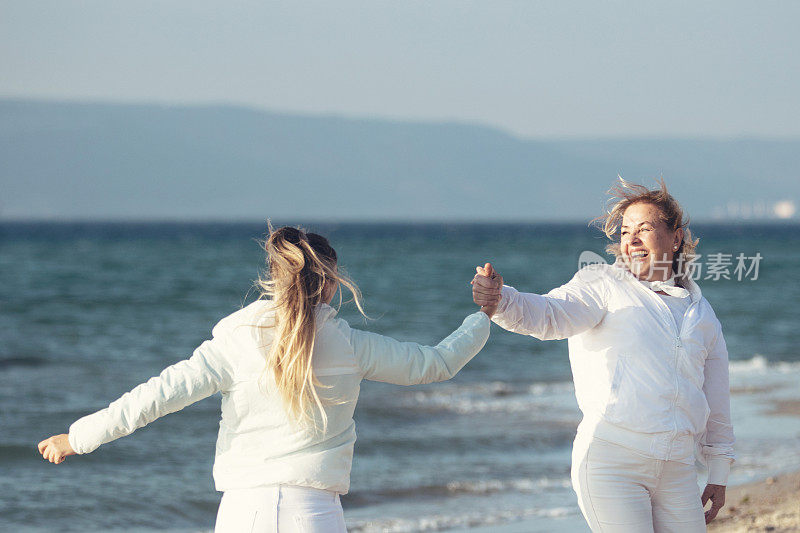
left=492, top=259, right=735, bottom=485
left=68, top=303, right=490, bottom=494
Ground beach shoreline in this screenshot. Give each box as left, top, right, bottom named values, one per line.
left=707, top=468, right=800, bottom=532
left=446, top=466, right=800, bottom=533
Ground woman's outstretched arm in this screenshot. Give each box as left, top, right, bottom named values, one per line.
left=347, top=311, right=490, bottom=385
left=473, top=262, right=607, bottom=340
left=37, top=322, right=237, bottom=464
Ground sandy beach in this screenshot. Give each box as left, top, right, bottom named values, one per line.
left=707, top=376, right=800, bottom=531
left=707, top=469, right=800, bottom=533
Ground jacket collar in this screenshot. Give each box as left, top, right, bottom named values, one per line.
left=610, top=257, right=702, bottom=304
left=315, top=302, right=339, bottom=322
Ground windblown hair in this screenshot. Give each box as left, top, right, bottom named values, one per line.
left=589, top=176, right=700, bottom=287
left=254, top=224, right=366, bottom=429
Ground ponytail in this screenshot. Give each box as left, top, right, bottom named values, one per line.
left=254, top=224, right=365, bottom=429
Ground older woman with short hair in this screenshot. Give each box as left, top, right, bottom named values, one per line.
left=472, top=178, right=734, bottom=532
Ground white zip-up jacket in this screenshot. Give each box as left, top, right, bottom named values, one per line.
left=68, top=302, right=490, bottom=494
left=492, top=259, right=735, bottom=485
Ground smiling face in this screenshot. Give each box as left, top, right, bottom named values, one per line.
left=620, top=202, right=683, bottom=281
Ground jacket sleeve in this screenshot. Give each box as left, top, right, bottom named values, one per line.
left=67, top=327, right=236, bottom=455
left=491, top=267, right=608, bottom=340
left=700, top=320, right=736, bottom=485
left=349, top=312, right=490, bottom=385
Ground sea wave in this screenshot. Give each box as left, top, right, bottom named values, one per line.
left=346, top=476, right=571, bottom=507
left=729, top=354, right=800, bottom=374
left=399, top=355, right=800, bottom=416
left=400, top=380, right=576, bottom=415
left=0, top=356, right=48, bottom=370
left=347, top=505, right=576, bottom=533
left=0, top=443, right=42, bottom=461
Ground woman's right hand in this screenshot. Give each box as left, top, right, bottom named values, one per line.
left=38, top=434, right=76, bottom=464
left=471, top=263, right=503, bottom=318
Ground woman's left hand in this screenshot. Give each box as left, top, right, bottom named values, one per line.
left=472, top=263, right=503, bottom=317
left=701, top=483, right=726, bottom=523
left=38, top=434, right=76, bottom=464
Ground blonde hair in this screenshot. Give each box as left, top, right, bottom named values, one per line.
left=254, top=224, right=366, bottom=429
left=589, top=176, right=700, bottom=287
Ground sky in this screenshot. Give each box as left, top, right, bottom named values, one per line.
left=2, top=1, right=799, bottom=139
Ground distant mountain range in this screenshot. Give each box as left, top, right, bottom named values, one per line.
left=1, top=99, right=798, bottom=221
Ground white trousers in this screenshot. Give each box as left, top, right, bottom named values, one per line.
left=571, top=438, right=706, bottom=533
left=214, top=485, right=346, bottom=533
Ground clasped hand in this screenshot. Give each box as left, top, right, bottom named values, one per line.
left=471, top=262, right=503, bottom=318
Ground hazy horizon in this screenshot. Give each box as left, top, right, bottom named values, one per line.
left=3, top=99, right=798, bottom=223
left=5, top=96, right=800, bottom=144
left=4, top=3, right=798, bottom=222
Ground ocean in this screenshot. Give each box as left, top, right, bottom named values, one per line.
left=2, top=221, right=799, bottom=532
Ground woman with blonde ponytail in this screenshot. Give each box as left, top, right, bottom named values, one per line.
left=38, top=225, right=492, bottom=532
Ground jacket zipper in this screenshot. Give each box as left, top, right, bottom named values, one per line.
left=631, top=277, right=699, bottom=460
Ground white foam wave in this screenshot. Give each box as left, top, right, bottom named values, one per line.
left=347, top=506, right=576, bottom=533
left=403, top=380, right=576, bottom=415
left=729, top=355, right=800, bottom=374
left=444, top=476, right=571, bottom=495
left=402, top=357, right=800, bottom=417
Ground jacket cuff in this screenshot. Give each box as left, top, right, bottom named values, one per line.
left=68, top=413, right=105, bottom=455
left=469, top=310, right=491, bottom=325
left=494, top=285, right=516, bottom=317
left=463, top=310, right=491, bottom=341
left=706, top=456, right=731, bottom=486
left=67, top=427, right=84, bottom=455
